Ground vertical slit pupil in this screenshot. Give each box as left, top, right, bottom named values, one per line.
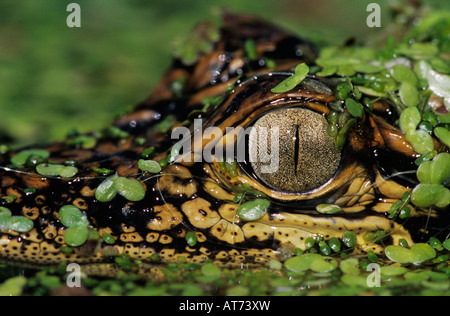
left=294, top=125, right=300, bottom=176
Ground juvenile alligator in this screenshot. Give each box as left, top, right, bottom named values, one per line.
left=0, top=13, right=448, bottom=278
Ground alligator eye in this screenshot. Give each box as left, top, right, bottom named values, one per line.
left=248, top=107, right=342, bottom=193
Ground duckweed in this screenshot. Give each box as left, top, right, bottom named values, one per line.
left=271, top=63, right=309, bottom=93
left=385, top=243, right=437, bottom=265
left=400, top=107, right=421, bottom=134
left=416, top=153, right=450, bottom=185
left=328, top=237, right=341, bottom=253
left=380, top=265, right=408, bottom=277
left=391, top=64, right=418, bottom=86
left=0, top=276, right=27, bottom=296
left=342, top=232, right=357, bottom=248
left=102, top=233, right=116, bottom=245
left=0, top=207, right=12, bottom=230
left=410, top=244, right=437, bottom=265
left=185, top=231, right=197, bottom=247
left=340, top=258, right=360, bottom=275
left=345, top=98, right=364, bottom=118
left=405, top=130, right=435, bottom=154
left=9, top=217, right=34, bottom=233
left=284, top=253, right=338, bottom=274
left=199, top=263, right=221, bottom=282
left=63, top=226, right=89, bottom=247
left=411, top=183, right=450, bottom=208
left=305, top=237, right=315, bottom=249
left=138, top=159, right=162, bottom=174
left=66, top=135, right=97, bottom=149
left=412, top=153, right=450, bottom=208
left=319, top=241, right=332, bottom=256
left=434, top=127, right=450, bottom=147
left=237, top=199, right=270, bottom=221
left=429, top=237, right=444, bottom=251
left=59, top=205, right=88, bottom=228
left=0, top=145, right=9, bottom=155
left=385, top=245, right=412, bottom=264
left=0, top=207, right=34, bottom=233
left=11, top=149, right=50, bottom=167
left=284, top=253, right=322, bottom=273
left=59, top=205, right=89, bottom=247
left=316, top=204, right=342, bottom=215
left=95, top=175, right=146, bottom=203
left=36, top=163, right=78, bottom=178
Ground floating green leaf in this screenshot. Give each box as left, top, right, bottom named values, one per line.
left=66, top=135, right=97, bottom=149
left=395, top=42, right=439, bottom=59
left=342, top=231, right=357, bottom=248
left=95, top=175, right=146, bottom=203
left=59, top=205, right=89, bottom=247
left=411, top=183, right=450, bottom=208
left=200, top=263, right=221, bottom=282
left=0, top=207, right=34, bottom=233
left=429, top=237, right=444, bottom=251
left=434, top=127, right=450, bottom=147
left=336, top=118, right=357, bottom=148
left=405, top=130, right=435, bottom=154
left=340, top=258, right=360, bottom=275
left=385, top=245, right=412, bottom=264
left=345, top=98, right=364, bottom=118
left=328, top=237, right=341, bottom=253
left=310, top=256, right=338, bottom=273
left=114, top=177, right=147, bottom=202
left=399, top=107, right=421, bottom=134
left=0, top=207, right=12, bottom=230
left=11, top=149, right=49, bottom=167
left=410, top=243, right=437, bottom=265
left=138, top=159, right=162, bottom=174
left=36, top=163, right=78, bottom=178
left=0, top=276, right=27, bottom=296
left=237, top=199, right=270, bottom=221
left=271, top=63, right=309, bottom=93
left=102, top=233, right=116, bottom=245
left=59, top=205, right=88, bottom=228
left=244, top=39, right=258, bottom=61
left=399, top=82, right=419, bottom=107
left=9, top=216, right=34, bottom=233
left=316, top=204, right=342, bottom=214
left=417, top=153, right=450, bottom=185
left=185, top=231, right=197, bottom=247
left=64, top=226, right=89, bottom=247
left=284, top=253, right=337, bottom=274
left=443, top=239, right=450, bottom=251
left=95, top=176, right=118, bottom=202
left=284, top=253, right=322, bottom=273
left=391, top=64, right=418, bottom=85
left=380, top=265, right=408, bottom=277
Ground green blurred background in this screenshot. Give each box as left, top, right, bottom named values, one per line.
left=1, top=0, right=449, bottom=148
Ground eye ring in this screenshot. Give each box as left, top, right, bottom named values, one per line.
left=246, top=107, right=342, bottom=193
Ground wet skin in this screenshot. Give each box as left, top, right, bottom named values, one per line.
left=0, top=13, right=448, bottom=278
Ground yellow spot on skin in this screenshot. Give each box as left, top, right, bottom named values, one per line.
left=204, top=181, right=235, bottom=201
left=376, top=172, right=411, bottom=199
left=80, top=186, right=96, bottom=197
left=147, top=204, right=183, bottom=231
left=159, top=234, right=173, bottom=244
left=156, top=165, right=197, bottom=198
left=120, top=232, right=144, bottom=243
left=210, top=219, right=245, bottom=244
left=181, top=198, right=220, bottom=229
left=146, top=232, right=160, bottom=243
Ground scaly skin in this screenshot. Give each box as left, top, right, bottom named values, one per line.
left=0, top=13, right=448, bottom=278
